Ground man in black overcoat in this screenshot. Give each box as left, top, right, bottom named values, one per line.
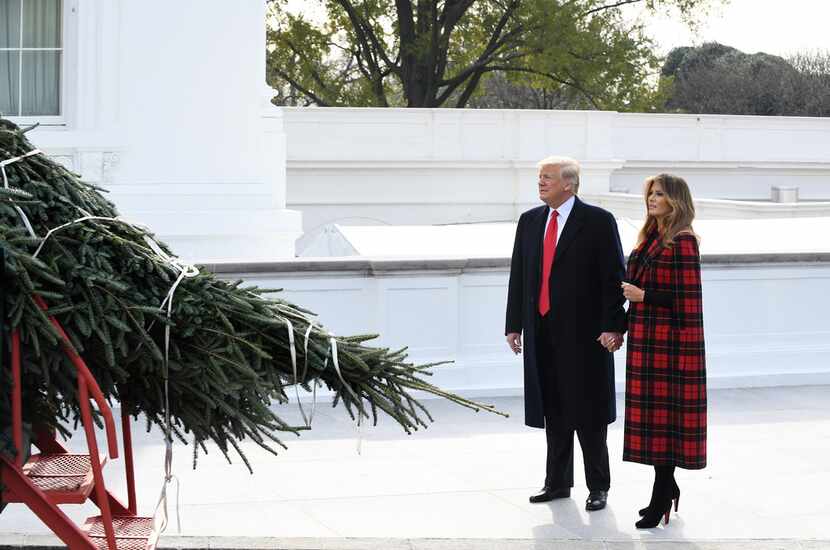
left=505, top=156, right=626, bottom=511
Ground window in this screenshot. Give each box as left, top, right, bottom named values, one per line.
left=1, top=0, right=62, bottom=117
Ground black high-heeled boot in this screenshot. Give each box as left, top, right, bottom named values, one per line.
left=638, top=476, right=679, bottom=516
left=637, top=467, right=661, bottom=518
left=636, top=466, right=674, bottom=529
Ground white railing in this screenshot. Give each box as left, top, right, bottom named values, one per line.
left=283, top=108, right=830, bottom=232
left=206, top=254, right=830, bottom=396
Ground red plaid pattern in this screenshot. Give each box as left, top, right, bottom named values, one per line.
left=623, top=232, right=707, bottom=469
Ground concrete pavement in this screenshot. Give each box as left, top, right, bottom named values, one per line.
left=1, top=385, right=828, bottom=549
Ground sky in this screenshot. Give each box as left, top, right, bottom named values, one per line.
left=632, top=0, right=830, bottom=57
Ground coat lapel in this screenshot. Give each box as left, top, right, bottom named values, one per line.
left=628, top=231, right=664, bottom=284
left=553, top=196, right=586, bottom=264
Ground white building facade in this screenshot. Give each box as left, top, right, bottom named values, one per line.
left=3, top=0, right=302, bottom=262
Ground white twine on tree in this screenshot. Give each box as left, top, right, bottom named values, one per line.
left=28, top=215, right=192, bottom=535
left=281, top=316, right=363, bottom=452
left=3, top=148, right=366, bottom=524
left=32, top=213, right=202, bottom=535
left=3, top=147, right=191, bottom=532
left=31, top=215, right=124, bottom=258
left=270, top=300, right=346, bottom=432
left=301, top=323, right=318, bottom=426
left=284, top=317, right=316, bottom=429
left=1, top=149, right=42, bottom=238
left=328, top=334, right=364, bottom=454
left=280, top=311, right=361, bottom=450
left=145, top=237, right=198, bottom=536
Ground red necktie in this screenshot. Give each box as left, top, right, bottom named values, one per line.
left=538, top=210, right=559, bottom=316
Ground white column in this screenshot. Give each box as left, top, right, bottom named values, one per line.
left=106, top=0, right=301, bottom=262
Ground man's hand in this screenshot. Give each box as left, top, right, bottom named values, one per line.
left=506, top=332, right=522, bottom=355
left=621, top=282, right=645, bottom=303
left=597, top=332, right=623, bottom=353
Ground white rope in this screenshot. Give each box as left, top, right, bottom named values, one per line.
left=286, top=318, right=361, bottom=451
left=282, top=314, right=360, bottom=450
left=254, top=299, right=319, bottom=428
left=3, top=147, right=190, bottom=531
left=27, top=210, right=195, bottom=535
left=150, top=238, right=198, bottom=536
left=272, top=304, right=325, bottom=430
left=1, top=149, right=41, bottom=238
left=0, top=149, right=41, bottom=169
left=286, top=317, right=316, bottom=428
left=152, top=453, right=182, bottom=534
left=3, top=147, right=365, bottom=514
left=301, top=323, right=317, bottom=426
left=32, top=215, right=126, bottom=258
left=328, top=335, right=364, bottom=454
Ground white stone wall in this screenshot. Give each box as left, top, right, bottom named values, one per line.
left=283, top=108, right=830, bottom=232
left=14, top=0, right=302, bottom=263
left=212, top=257, right=830, bottom=396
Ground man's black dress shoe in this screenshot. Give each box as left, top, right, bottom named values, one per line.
left=529, top=487, right=570, bottom=503
left=585, top=490, right=608, bottom=511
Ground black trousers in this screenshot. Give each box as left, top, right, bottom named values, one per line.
left=544, top=421, right=610, bottom=491
left=537, top=313, right=611, bottom=491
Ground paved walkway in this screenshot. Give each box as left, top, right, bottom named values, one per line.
left=1, top=386, right=829, bottom=549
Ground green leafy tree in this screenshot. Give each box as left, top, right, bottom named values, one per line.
left=266, top=0, right=720, bottom=109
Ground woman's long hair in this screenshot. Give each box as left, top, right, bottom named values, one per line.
left=637, top=173, right=698, bottom=247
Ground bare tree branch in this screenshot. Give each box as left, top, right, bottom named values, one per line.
left=579, top=0, right=643, bottom=18
left=481, top=65, right=603, bottom=109
left=281, top=38, right=336, bottom=94
left=333, top=0, right=390, bottom=80
left=438, top=17, right=529, bottom=91
left=559, top=66, right=603, bottom=108
left=358, top=2, right=398, bottom=70
left=454, top=69, right=485, bottom=108
left=270, top=66, right=333, bottom=106
left=434, top=0, right=487, bottom=83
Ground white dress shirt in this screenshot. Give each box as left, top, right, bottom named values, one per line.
left=542, top=195, right=575, bottom=245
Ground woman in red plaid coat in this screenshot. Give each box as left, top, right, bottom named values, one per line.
left=621, top=174, right=706, bottom=529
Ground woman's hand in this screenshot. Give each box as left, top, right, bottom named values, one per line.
left=622, top=282, right=645, bottom=303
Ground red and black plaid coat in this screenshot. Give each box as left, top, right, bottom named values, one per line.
left=623, top=230, right=707, bottom=469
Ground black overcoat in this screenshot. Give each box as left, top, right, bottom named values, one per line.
left=505, top=197, right=626, bottom=429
